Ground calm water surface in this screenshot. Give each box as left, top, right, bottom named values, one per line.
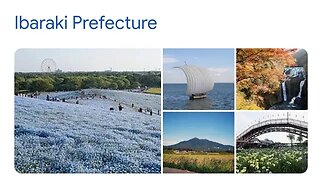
left=164, top=83, right=234, bottom=110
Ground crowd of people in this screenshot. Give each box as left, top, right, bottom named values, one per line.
left=16, top=92, right=40, bottom=98
left=48, top=91, right=160, bottom=116
left=17, top=91, right=160, bottom=116
left=112, top=101, right=160, bottom=116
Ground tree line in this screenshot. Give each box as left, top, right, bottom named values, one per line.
left=15, top=71, right=161, bottom=94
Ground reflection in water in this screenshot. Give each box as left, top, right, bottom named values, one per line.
left=185, top=97, right=213, bottom=110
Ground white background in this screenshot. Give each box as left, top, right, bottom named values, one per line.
left=1, top=0, right=319, bottom=179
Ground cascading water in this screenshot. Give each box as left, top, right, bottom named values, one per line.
left=269, top=66, right=307, bottom=110
left=282, top=81, right=287, bottom=102
left=297, top=79, right=306, bottom=98
left=289, top=79, right=306, bottom=105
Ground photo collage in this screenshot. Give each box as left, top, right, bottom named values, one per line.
left=14, top=48, right=308, bottom=174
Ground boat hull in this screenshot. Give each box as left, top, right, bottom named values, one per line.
left=189, top=94, right=207, bottom=100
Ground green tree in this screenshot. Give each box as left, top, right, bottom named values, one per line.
left=54, top=77, right=65, bottom=91
left=82, top=77, right=99, bottom=89
left=297, top=134, right=303, bottom=145
left=131, top=81, right=141, bottom=89
left=14, top=71, right=161, bottom=92
left=110, top=82, right=118, bottom=89
left=15, top=76, right=29, bottom=93
left=122, top=78, right=131, bottom=88
left=29, top=78, right=54, bottom=92
left=116, top=79, right=125, bottom=89
left=287, top=133, right=295, bottom=147
left=62, top=77, right=82, bottom=90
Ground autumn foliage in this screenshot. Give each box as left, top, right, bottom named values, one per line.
left=236, top=48, right=296, bottom=109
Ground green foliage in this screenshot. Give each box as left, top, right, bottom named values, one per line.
left=110, top=82, right=118, bottom=89
left=116, top=79, right=125, bottom=89
left=61, top=77, right=82, bottom=90
left=137, top=72, right=161, bottom=88
left=14, top=71, right=160, bottom=93
left=236, top=147, right=307, bottom=173
left=297, top=135, right=304, bottom=144
left=29, top=77, right=54, bottom=92
left=287, top=134, right=295, bottom=147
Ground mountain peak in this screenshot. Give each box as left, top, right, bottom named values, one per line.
left=165, top=137, right=234, bottom=152
left=190, top=137, right=200, bottom=140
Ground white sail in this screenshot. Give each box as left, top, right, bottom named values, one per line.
left=176, top=65, right=214, bottom=96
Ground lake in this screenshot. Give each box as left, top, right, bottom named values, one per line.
left=163, top=83, right=234, bottom=110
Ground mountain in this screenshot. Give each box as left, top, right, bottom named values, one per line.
left=164, top=137, right=234, bottom=152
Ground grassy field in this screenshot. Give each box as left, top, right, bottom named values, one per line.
left=144, top=88, right=161, bottom=95
left=237, top=147, right=307, bottom=173
left=163, top=152, right=234, bottom=173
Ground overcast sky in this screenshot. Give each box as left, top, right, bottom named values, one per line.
left=163, top=48, right=234, bottom=83
left=237, top=111, right=308, bottom=143
left=15, top=49, right=161, bottom=72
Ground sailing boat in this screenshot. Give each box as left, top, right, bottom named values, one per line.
left=176, top=64, right=214, bottom=100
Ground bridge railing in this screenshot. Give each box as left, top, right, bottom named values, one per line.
left=237, top=118, right=307, bottom=140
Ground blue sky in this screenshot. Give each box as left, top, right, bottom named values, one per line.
left=15, top=49, right=161, bottom=72
left=163, top=112, right=234, bottom=146
left=163, top=48, right=234, bottom=83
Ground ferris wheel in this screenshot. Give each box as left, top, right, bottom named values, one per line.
left=41, top=58, right=57, bottom=73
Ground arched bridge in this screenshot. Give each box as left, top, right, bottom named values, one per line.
left=237, top=117, right=308, bottom=148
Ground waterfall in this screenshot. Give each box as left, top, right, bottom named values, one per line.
left=282, top=81, right=287, bottom=102
left=289, top=79, right=306, bottom=105
left=297, top=79, right=306, bottom=98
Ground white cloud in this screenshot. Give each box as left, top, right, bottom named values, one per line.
left=163, top=57, right=178, bottom=64
left=208, top=67, right=234, bottom=83
left=208, top=67, right=231, bottom=74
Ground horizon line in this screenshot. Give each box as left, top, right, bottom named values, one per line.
left=163, top=82, right=234, bottom=84
left=164, top=137, right=234, bottom=147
